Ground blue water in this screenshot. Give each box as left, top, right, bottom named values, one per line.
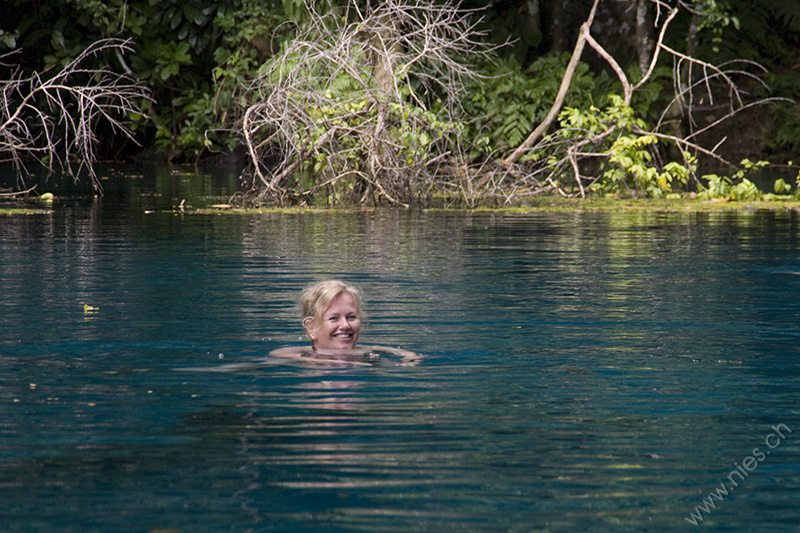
left=2, top=195, right=800, bottom=531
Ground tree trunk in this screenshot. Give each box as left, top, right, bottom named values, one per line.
left=368, top=25, right=401, bottom=180
left=525, top=0, right=542, bottom=49
left=663, top=11, right=702, bottom=144
left=370, top=28, right=399, bottom=98
left=635, top=0, right=653, bottom=76
left=550, top=0, right=569, bottom=52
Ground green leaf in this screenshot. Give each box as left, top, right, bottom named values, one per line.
left=774, top=178, right=791, bottom=193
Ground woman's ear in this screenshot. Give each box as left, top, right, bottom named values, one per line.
left=302, top=317, right=316, bottom=339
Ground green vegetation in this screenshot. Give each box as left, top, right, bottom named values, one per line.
left=190, top=197, right=800, bottom=215
left=1, top=0, right=799, bottom=206
left=0, top=208, right=50, bottom=215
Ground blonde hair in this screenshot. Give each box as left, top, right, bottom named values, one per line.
left=299, top=280, right=363, bottom=331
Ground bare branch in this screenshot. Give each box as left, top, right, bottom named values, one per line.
left=632, top=5, right=680, bottom=92
left=501, top=0, right=781, bottom=199
left=238, top=0, right=494, bottom=206
left=502, top=0, right=601, bottom=167
left=0, top=38, right=150, bottom=192
left=583, top=31, right=632, bottom=104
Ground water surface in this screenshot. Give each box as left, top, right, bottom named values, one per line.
left=2, top=195, right=799, bottom=531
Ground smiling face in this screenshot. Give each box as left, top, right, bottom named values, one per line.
left=306, top=292, right=361, bottom=351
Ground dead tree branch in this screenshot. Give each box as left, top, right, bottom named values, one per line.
left=502, top=0, right=778, bottom=198
left=0, top=39, right=149, bottom=192
left=501, top=0, right=601, bottom=167
left=238, top=0, right=496, bottom=206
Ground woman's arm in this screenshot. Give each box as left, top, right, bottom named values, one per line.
left=363, top=345, right=424, bottom=365
left=270, top=345, right=373, bottom=366
left=269, top=346, right=312, bottom=358
left=269, top=344, right=422, bottom=366
left=364, top=345, right=418, bottom=357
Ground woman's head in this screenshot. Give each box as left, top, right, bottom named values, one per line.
left=300, top=280, right=363, bottom=351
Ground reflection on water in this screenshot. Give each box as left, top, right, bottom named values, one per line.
left=2, top=191, right=800, bottom=531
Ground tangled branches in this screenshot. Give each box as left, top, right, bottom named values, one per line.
left=237, top=0, right=495, bottom=207
left=501, top=0, right=785, bottom=199
left=0, top=39, right=148, bottom=192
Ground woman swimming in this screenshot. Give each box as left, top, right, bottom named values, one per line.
left=269, top=280, right=419, bottom=365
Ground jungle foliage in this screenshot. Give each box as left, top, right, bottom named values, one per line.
left=1, top=0, right=800, bottom=205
